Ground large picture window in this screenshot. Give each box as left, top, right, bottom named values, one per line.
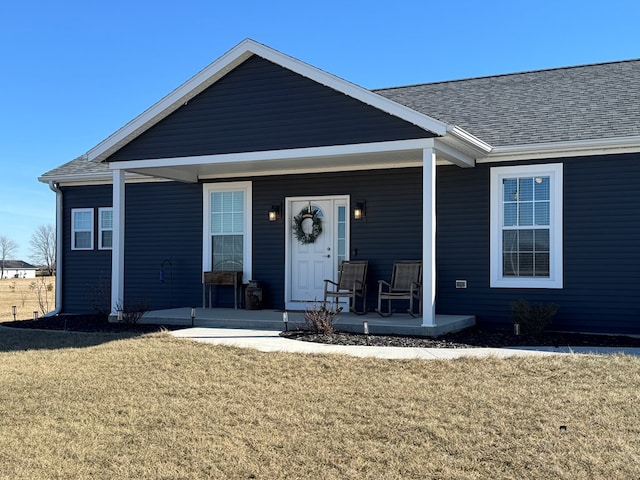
left=71, top=208, right=94, bottom=250
left=203, top=182, right=252, bottom=281
left=490, top=164, right=563, bottom=288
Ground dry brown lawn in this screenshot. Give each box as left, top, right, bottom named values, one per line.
left=0, top=328, right=638, bottom=479
left=0, top=277, right=56, bottom=321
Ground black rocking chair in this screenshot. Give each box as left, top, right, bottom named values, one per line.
left=323, top=260, right=368, bottom=315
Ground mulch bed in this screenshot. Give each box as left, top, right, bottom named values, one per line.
left=281, top=327, right=640, bottom=349
left=4, top=315, right=640, bottom=349
left=1, top=315, right=181, bottom=334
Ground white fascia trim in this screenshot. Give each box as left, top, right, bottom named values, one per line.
left=433, top=139, right=476, bottom=168
left=87, top=44, right=253, bottom=163
left=484, top=135, right=640, bottom=162
left=86, top=39, right=450, bottom=163
left=445, top=125, right=493, bottom=155
left=254, top=41, right=448, bottom=135
left=37, top=172, right=171, bottom=186
left=108, top=139, right=437, bottom=170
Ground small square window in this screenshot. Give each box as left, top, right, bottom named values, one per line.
left=72, top=208, right=94, bottom=250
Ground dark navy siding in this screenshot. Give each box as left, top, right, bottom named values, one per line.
left=107, top=56, right=433, bottom=162
left=63, top=154, right=640, bottom=333
left=61, top=185, right=113, bottom=314
left=436, top=153, right=640, bottom=334
left=61, top=182, right=203, bottom=314
left=251, top=168, right=423, bottom=310
left=124, top=182, right=203, bottom=310
left=62, top=171, right=423, bottom=313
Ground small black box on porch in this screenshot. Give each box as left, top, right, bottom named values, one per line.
left=245, top=281, right=263, bottom=310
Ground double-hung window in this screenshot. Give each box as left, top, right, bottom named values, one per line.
left=71, top=208, right=94, bottom=250
left=490, top=164, right=563, bottom=288
left=203, top=182, right=252, bottom=281
left=99, top=207, right=113, bottom=250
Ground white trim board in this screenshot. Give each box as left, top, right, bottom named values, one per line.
left=489, top=163, right=563, bottom=289
left=202, top=181, right=253, bottom=284
left=483, top=136, right=640, bottom=162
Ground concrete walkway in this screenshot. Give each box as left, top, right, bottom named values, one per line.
left=170, top=327, right=640, bottom=360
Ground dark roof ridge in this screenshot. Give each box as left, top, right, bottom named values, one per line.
left=373, top=57, right=640, bottom=92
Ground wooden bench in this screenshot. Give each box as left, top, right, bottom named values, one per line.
left=202, top=271, right=243, bottom=309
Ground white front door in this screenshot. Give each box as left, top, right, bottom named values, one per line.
left=286, top=197, right=349, bottom=309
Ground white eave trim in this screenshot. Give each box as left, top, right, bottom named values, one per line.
left=37, top=172, right=168, bottom=186
left=107, top=139, right=437, bottom=170
left=484, top=135, right=640, bottom=162
left=86, top=39, right=450, bottom=163
left=446, top=125, right=493, bottom=154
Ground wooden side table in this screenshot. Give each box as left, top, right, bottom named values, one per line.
left=202, top=271, right=243, bottom=309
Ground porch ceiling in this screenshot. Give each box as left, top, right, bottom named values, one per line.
left=113, top=139, right=476, bottom=183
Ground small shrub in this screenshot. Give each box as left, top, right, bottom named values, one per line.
left=87, top=274, right=111, bottom=321
left=303, top=304, right=343, bottom=334
left=511, top=299, right=558, bottom=336
left=116, top=300, right=150, bottom=324
left=29, top=277, right=53, bottom=315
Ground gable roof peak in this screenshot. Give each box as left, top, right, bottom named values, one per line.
left=85, top=39, right=461, bottom=164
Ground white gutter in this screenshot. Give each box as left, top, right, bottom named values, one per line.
left=43, top=181, right=63, bottom=317
left=444, top=124, right=493, bottom=156
left=483, top=135, right=640, bottom=162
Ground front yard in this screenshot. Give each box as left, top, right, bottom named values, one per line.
left=0, top=328, right=638, bottom=479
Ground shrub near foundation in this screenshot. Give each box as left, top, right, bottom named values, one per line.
left=303, top=304, right=343, bottom=334
left=511, top=298, right=558, bottom=335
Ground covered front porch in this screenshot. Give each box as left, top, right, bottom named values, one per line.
left=141, top=307, right=475, bottom=337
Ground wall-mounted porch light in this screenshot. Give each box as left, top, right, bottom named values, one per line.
left=353, top=201, right=366, bottom=220
left=268, top=204, right=281, bottom=222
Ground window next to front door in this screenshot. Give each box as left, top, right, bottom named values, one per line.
left=202, top=182, right=252, bottom=282
left=490, top=163, right=563, bottom=288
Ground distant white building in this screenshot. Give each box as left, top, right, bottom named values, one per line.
left=1, top=260, right=38, bottom=279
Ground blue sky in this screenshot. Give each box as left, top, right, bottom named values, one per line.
left=1, top=0, right=639, bottom=260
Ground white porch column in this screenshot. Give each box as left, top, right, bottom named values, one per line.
left=110, top=169, right=125, bottom=316
left=421, top=148, right=436, bottom=327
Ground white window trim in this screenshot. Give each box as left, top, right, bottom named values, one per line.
left=98, top=207, right=113, bottom=250
left=202, top=181, right=252, bottom=283
left=490, top=163, right=563, bottom=288
left=71, top=208, right=94, bottom=251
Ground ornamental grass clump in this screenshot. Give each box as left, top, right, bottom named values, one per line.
left=511, top=298, right=558, bottom=335
left=303, top=304, right=343, bottom=334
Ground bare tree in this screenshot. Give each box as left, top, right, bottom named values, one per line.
left=0, top=236, right=19, bottom=279
left=30, top=224, right=56, bottom=275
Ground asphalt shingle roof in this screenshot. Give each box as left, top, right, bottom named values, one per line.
left=40, top=156, right=109, bottom=181
left=2, top=260, right=37, bottom=269
left=40, top=58, right=640, bottom=180
left=375, top=59, right=640, bottom=147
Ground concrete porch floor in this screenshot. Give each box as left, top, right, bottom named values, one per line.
left=141, top=307, right=475, bottom=337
